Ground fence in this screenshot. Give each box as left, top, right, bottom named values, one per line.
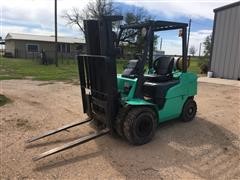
left=3, top=48, right=81, bottom=64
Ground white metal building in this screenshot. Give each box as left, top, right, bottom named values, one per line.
left=210, top=1, right=240, bottom=80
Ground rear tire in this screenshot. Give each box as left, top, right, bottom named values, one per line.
left=123, top=107, right=157, bottom=145
left=181, top=98, right=197, bottom=122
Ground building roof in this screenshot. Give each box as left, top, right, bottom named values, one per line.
left=214, top=1, right=240, bottom=12
left=5, top=33, right=85, bottom=44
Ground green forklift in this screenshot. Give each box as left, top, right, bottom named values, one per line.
left=27, top=16, right=197, bottom=161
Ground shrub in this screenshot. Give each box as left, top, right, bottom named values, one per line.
left=198, top=58, right=209, bottom=74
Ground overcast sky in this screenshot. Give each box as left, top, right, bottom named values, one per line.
left=0, top=0, right=237, bottom=54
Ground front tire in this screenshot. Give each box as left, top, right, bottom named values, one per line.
left=181, top=98, right=197, bottom=122
left=115, top=107, right=129, bottom=137
left=123, top=107, right=157, bottom=145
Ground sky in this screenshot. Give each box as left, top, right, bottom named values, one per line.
left=0, top=0, right=237, bottom=55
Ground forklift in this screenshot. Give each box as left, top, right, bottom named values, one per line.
left=27, top=16, right=197, bottom=161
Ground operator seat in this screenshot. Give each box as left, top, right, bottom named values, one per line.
left=145, top=56, right=174, bottom=82
left=143, top=56, right=179, bottom=108
left=122, top=59, right=141, bottom=78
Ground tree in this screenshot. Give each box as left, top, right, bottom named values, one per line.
left=120, top=7, right=153, bottom=43
left=189, top=46, right=197, bottom=56
left=62, top=0, right=117, bottom=35
left=203, top=34, right=212, bottom=57
left=120, top=7, right=158, bottom=54
left=63, top=1, right=158, bottom=57
left=124, top=7, right=152, bottom=24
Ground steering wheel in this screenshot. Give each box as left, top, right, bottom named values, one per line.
left=153, top=57, right=161, bottom=71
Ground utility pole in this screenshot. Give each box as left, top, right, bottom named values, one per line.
left=0, top=37, right=2, bottom=57
left=54, top=0, right=58, bottom=67
left=187, top=19, right=191, bottom=55
left=199, top=42, right=202, bottom=57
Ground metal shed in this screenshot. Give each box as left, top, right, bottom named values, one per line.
left=210, top=1, right=240, bottom=80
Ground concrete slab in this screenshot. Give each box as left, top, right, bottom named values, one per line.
left=198, top=77, right=240, bottom=87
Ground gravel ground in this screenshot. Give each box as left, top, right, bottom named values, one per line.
left=0, top=80, right=239, bottom=179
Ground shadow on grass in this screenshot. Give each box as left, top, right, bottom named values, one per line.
left=0, top=94, right=12, bottom=106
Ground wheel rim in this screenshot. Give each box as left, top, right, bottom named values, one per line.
left=188, top=107, right=193, bottom=114
left=136, top=115, right=153, bottom=137
left=186, top=105, right=195, bottom=118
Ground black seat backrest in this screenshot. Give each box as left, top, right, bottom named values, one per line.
left=154, top=56, right=174, bottom=75
left=122, top=59, right=141, bottom=78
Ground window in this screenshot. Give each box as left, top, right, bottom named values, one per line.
left=27, top=44, right=39, bottom=52
left=57, top=44, right=61, bottom=52
left=57, top=43, right=70, bottom=53
left=62, top=44, right=66, bottom=53
left=76, top=44, right=83, bottom=50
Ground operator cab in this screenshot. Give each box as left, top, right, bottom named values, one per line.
left=117, top=20, right=189, bottom=106
left=122, top=56, right=180, bottom=107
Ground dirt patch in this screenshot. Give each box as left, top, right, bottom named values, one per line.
left=16, top=118, right=33, bottom=130
left=1, top=117, right=35, bottom=132
left=0, top=80, right=239, bottom=179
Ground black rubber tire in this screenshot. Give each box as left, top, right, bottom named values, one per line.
left=115, top=107, right=130, bottom=137
left=123, top=107, right=157, bottom=145
left=181, top=98, right=197, bottom=122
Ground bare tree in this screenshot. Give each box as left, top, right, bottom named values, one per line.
left=124, top=7, right=152, bottom=24
left=189, top=46, right=197, bottom=56
left=120, top=7, right=158, bottom=54
left=86, top=0, right=116, bottom=18
left=62, top=0, right=117, bottom=35
left=62, top=8, right=86, bottom=34
left=120, top=7, right=153, bottom=43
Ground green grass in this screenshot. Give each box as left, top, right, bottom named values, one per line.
left=117, top=59, right=128, bottom=73
left=0, top=94, right=12, bottom=106
left=189, top=57, right=202, bottom=74
left=0, top=57, right=205, bottom=81
left=0, top=58, right=78, bottom=81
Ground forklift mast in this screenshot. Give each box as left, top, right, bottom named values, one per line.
left=27, top=16, right=124, bottom=161
left=77, top=16, right=123, bottom=130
